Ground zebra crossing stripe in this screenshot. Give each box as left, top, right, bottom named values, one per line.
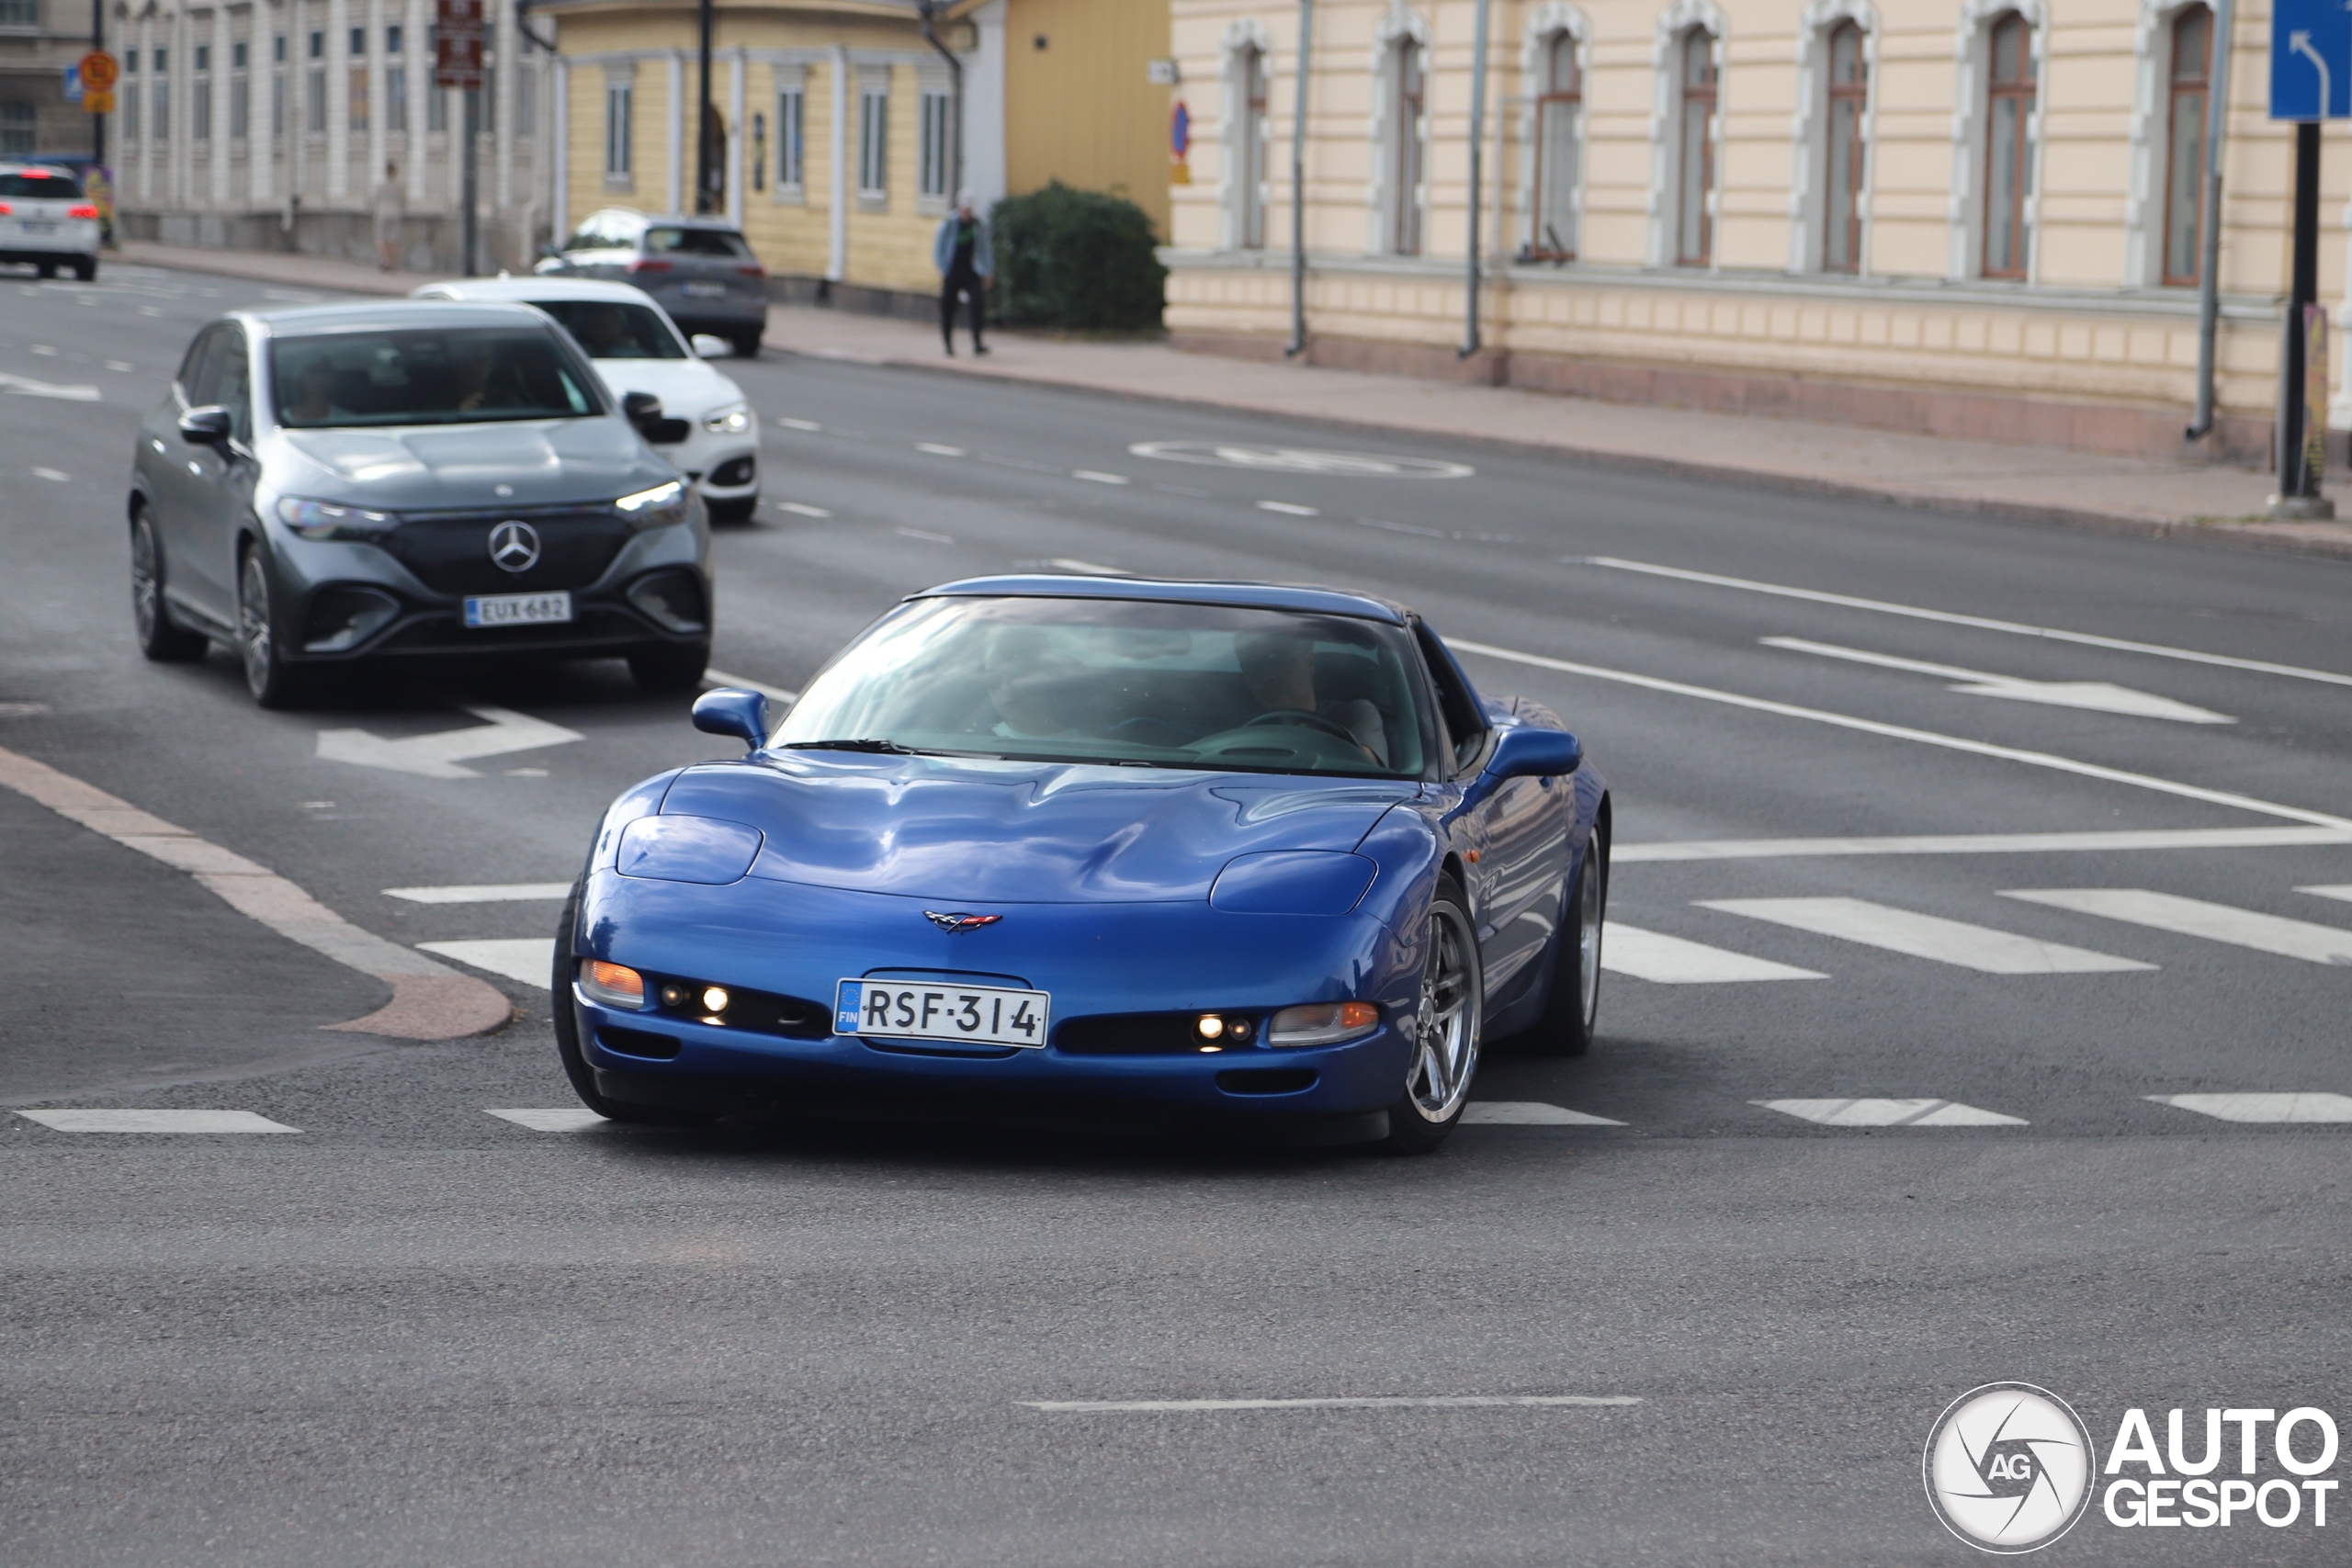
left=2146, top=1094, right=2352, bottom=1123
left=1601, top=923, right=1825, bottom=983
left=1756, top=1099, right=2028, bottom=1127
left=2297, top=885, right=2352, bottom=906
left=486, top=1109, right=609, bottom=1132
left=2001, top=890, right=2352, bottom=965
left=16, top=1109, right=300, bottom=1133
left=1698, top=897, right=2153, bottom=974
left=1461, top=1101, right=1625, bottom=1126
left=417, top=938, right=555, bottom=988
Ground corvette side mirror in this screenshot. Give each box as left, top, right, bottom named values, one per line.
left=692, top=687, right=771, bottom=750
left=1485, top=725, right=1581, bottom=782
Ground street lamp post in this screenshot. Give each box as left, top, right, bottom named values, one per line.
left=695, top=0, right=715, bottom=212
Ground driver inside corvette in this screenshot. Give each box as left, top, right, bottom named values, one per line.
left=1236, top=631, right=1389, bottom=766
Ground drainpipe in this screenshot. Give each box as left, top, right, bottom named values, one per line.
left=2187, top=0, right=2234, bottom=441
left=1286, top=0, right=1313, bottom=356
left=1460, top=0, right=1490, bottom=358
left=916, top=0, right=963, bottom=199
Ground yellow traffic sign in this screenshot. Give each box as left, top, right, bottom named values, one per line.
left=85, top=89, right=116, bottom=115
left=79, top=51, right=119, bottom=92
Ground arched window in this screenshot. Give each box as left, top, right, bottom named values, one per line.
left=1822, top=20, right=1866, bottom=272
left=1982, top=11, right=2035, bottom=278
left=1238, top=44, right=1268, bottom=250
left=2162, top=5, right=2211, bottom=286
left=1391, top=39, right=1425, bottom=255
left=1532, top=31, right=1580, bottom=258
left=1677, top=27, right=1717, bottom=266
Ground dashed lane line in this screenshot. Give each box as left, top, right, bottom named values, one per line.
left=1020, top=1395, right=1641, bottom=1414
left=1601, top=924, right=1826, bottom=983
left=1071, top=470, right=1130, bottom=485
left=896, top=525, right=956, bottom=543
left=0, top=744, right=510, bottom=1041
left=1256, top=501, right=1319, bottom=515
left=776, top=501, right=831, bottom=517
left=1586, top=557, right=2352, bottom=690
left=1448, top=640, right=2352, bottom=832
left=1617, top=828, right=2352, bottom=862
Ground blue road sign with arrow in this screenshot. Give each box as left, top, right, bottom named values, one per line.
left=2273, top=0, right=2352, bottom=119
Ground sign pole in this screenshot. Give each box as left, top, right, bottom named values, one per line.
left=91, top=0, right=103, bottom=167
left=462, top=85, right=479, bottom=275
left=2271, top=120, right=2332, bottom=515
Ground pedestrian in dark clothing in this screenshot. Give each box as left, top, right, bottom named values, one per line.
left=933, top=193, right=993, bottom=356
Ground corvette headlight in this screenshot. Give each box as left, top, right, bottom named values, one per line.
left=1267, top=1001, right=1382, bottom=1048
left=277, top=496, right=397, bottom=539
left=702, top=402, right=752, bottom=435
left=614, top=479, right=689, bottom=527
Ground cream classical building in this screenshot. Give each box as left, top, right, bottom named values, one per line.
left=1164, top=0, right=2332, bottom=463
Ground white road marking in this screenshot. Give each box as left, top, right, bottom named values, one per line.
left=775, top=416, right=822, bottom=430
left=504, top=767, right=548, bottom=777
left=1588, top=557, right=2352, bottom=690
left=0, top=372, right=98, bottom=400
left=1020, top=1395, right=1638, bottom=1413
left=2000, top=889, right=2352, bottom=964
left=777, top=501, right=831, bottom=517
left=28, top=344, right=56, bottom=355
left=1617, top=828, right=2352, bottom=862
left=895, top=525, right=956, bottom=543
left=1044, top=558, right=1128, bottom=576
left=1600, top=923, right=1826, bottom=983
left=1461, top=1101, right=1626, bottom=1126
left=417, top=938, right=554, bottom=987
left=385, top=882, right=572, bottom=904
left=1447, top=639, right=2352, bottom=831
left=1756, top=1099, right=2029, bottom=1127
left=2298, top=885, right=2352, bottom=905
left=0, top=744, right=508, bottom=1040
left=105, top=360, right=134, bottom=372
left=2147, top=1093, right=2352, bottom=1123
left=486, top=1108, right=609, bottom=1132
left=315, top=705, right=582, bottom=780
left=1127, top=441, right=1475, bottom=479
left=1760, top=637, right=2234, bottom=724
left=1355, top=516, right=1449, bottom=537
left=915, top=442, right=967, bottom=457
left=1700, top=897, right=2154, bottom=974
left=1256, top=500, right=1319, bottom=515
left=703, top=669, right=800, bottom=704
left=17, top=1109, right=300, bottom=1134
left=1071, top=469, right=1130, bottom=485
left=0, top=701, right=49, bottom=717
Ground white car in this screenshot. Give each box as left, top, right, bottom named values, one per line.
left=411, top=276, right=761, bottom=523
left=0, top=163, right=101, bottom=281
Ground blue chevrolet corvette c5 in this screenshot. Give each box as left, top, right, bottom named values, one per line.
left=554, top=575, right=1610, bottom=1151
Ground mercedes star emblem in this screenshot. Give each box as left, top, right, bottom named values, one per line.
left=923, top=911, right=1003, bottom=933
left=487, top=520, right=541, bottom=573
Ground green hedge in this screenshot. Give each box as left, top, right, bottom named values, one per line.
left=989, top=183, right=1167, bottom=332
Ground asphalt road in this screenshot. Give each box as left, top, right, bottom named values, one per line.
left=3, top=262, right=2348, bottom=1566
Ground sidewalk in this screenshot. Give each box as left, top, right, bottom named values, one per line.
left=119, top=239, right=2352, bottom=561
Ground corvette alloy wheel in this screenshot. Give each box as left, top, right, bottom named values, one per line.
left=1405, top=897, right=1481, bottom=1125
left=1577, top=841, right=1604, bottom=1033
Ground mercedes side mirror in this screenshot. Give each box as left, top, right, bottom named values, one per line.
left=1485, top=725, right=1582, bottom=782
left=692, top=688, right=771, bottom=750
left=177, top=405, right=233, bottom=446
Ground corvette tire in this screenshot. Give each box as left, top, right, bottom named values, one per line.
left=1381, top=879, right=1482, bottom=1154
left=1513, top=823, right=1608, bottom=1059
left=131, top=508, right=209, bottom=662
left=551, top=881, right=718, bottom=1126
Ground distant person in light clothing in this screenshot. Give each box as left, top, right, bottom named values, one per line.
left=933, top=193, right=991, bottom=357
left=373, top=162, right=404, bottom=272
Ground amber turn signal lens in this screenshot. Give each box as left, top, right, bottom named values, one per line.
left=1267, top=1000, right=1383, bottom=1047
left=578, top=959, right=647, bottom=1009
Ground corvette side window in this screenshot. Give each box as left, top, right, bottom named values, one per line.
left=1415, top=624, right=1488, bottom=775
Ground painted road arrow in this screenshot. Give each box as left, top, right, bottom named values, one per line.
left=315, top=705, right=583, bottom=778
left=1760, top=637, right=2234, bottom=724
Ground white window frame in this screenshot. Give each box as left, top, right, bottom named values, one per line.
left=1519, top=3, right=1590, bottom=262
left=1217, top=17, right=1275, bottom=252
left=772, top=68, right=806, bottom=202
left=604, top=69, right=634, bottom=186
left=1788, top=0, right=1879, bottom=276
left=917, top=82, right=952, bottom=209
left=856, top=67, right=889, bottom=203
left=1365, top=8, right=1430, bottom=258
left=2125, top=0, right=2216, bottom=288
left=1947, top=0, right=2047, bottom=282
left=1646, top=0, right=1728, bottom=269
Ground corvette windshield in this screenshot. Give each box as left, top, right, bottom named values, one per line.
left=777, top=596, right=1431, bottom=778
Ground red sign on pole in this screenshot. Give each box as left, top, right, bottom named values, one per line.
left=433, top=0, right=484, bottom=90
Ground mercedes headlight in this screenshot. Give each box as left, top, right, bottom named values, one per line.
left=614, top=479, right=689, bottom=527
left=277, top=496, right=397, bottom=540
left=702, top=402, right=752, bottom=436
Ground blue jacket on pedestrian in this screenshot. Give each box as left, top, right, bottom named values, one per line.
left=933, top=211, right=993, bottom=276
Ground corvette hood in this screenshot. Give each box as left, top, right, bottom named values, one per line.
left=658, top=753, right=1419, bottom=904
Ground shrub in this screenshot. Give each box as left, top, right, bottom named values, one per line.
left=989, top=183, right=1167, bottom=332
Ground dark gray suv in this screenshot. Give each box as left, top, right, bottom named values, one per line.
left=537, top=209, right=769, bottom=357
left=129, top=300, right=715, bottom=706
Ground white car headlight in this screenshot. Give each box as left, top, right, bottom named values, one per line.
left=277, top=496, right=397, bottom=539
left=702, top=403, right=752, bottom=436
left=614, top=479, right=689, bottom=526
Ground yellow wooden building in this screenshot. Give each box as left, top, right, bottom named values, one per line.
left=542, top=0, right=1173, bottom=313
